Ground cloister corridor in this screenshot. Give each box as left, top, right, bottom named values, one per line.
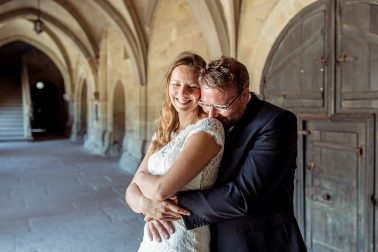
left=1, top=0, right=378, bottom=251
left=0, top=138, right=143, bottom=252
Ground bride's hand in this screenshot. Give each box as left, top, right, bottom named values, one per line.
left=145, top=219, right=175, bottom=242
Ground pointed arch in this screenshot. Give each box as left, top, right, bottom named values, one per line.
left=105, top=80, right=126, bottom=156
left=247, top=0, right=318, bottom=91
left=186, top=0, right=229, bottom=57
left=52, top=0, right=99, bottom=57
left=77, top=78, right=88, bottom=142
left=0, top=0, right=99, bottom=57
left=0, top=36, right=72, bottom=97
left=0, top=9, right=97, bottom=67
left=93, top=0, right=147, bottom=85
left=73, top=68, right=96, bottom=141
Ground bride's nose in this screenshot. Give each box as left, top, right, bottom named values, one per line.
left=178, top=85, right=189, bottom=96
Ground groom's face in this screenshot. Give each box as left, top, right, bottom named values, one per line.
left=200, top=85, right=248, bottom=128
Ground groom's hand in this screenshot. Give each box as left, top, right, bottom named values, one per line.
left=144, top=197, right=190, bottom=221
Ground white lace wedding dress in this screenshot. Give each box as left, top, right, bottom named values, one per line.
left=137, top=118, right=225, bottom=252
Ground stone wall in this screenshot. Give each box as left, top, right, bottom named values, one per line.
left=78, top=0, right=319, bottom=172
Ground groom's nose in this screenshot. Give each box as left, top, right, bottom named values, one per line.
left=208, top=107, right=217, bottom=118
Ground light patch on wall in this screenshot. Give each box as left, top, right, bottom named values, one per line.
left=124, top=47, right=129, bottom=59
left=170, top=26, right=177, bottom=41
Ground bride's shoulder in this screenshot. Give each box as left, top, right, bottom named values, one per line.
left=196, top=118, right=224, bottom=131
left=188, top=118, right=225, bottom=145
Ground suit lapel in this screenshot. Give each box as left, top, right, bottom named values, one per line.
left=224, top=93, right=261, bottom=148
left=218, top=93, right=262, bottom=182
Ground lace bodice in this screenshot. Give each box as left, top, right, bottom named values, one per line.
left=138, top=118, right=225, bottom=252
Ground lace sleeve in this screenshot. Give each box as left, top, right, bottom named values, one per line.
left=185, top=118, right=225, bottom=148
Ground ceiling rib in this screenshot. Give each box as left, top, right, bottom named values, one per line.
left=0, top=8, right=97, bottom=71
left=93, top=0, right=146, bottom=85
left=50, top=0, right=99, bottom=58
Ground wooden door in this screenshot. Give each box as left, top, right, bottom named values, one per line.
left=336, top=0, right=378, bottom=112
left=300, top=115, right=374, bottom=252
left=262, top=0, right=334, bottom=115
left=261, top=0, right=378, bottom=251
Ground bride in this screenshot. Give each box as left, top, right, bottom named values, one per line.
left=125, top=52, right=224, bottom=252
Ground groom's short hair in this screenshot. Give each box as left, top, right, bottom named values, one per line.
left=199, top=56, right=250, bottom=94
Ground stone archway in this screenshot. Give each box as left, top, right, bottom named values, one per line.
left=0, top=40, right=68, bottom=139
left=78, top=80, right=88, bottom=142
left=110, top=81, right=125, bottom=156
left=31, top=81, right=62, bottom=135
left=244, top=0, right=317, bottom=90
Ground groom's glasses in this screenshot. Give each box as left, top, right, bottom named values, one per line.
left=198, top=93, right=240, bottom=112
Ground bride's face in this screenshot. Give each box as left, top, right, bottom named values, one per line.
left=168, top=65, right=201, bottom=115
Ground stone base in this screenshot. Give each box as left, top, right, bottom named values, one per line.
left=84, top=137, right=106, bottom=155
left=119, top=152, right=141, bottom=174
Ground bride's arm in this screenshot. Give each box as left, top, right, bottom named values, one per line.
left=133, top=132, right=221, bottom=201
left=125, top=145, right=153, bottom=214
left=125, top=145, right=190, bottom=218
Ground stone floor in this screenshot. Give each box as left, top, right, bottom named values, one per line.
left=0, top=137, right=144, bottom=252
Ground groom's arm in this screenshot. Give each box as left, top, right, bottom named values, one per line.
left=178, top=111, right=297, bottom=229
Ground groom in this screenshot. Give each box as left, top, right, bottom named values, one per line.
left=133, top=56, right=307, bottom=252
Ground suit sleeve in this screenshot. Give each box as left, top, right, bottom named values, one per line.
left=178, top=111, right=297, bottom=230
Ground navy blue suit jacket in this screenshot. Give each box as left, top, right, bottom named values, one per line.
left=178, top=93, right=307, bottom=252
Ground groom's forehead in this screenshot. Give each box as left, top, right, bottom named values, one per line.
left=201, top=86, right=235, bottom=96
left=201, top=87, right=222, bottom=96
left=200, top=88, right=230, bottom=104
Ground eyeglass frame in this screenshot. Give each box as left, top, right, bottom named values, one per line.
left=198, top=92, right=240, bottom=112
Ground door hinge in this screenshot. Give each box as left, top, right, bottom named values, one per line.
left=372, top=194, right=377, bottom=206
left=320, top=56, right=328, bottom=64
left=356, top=146, right=363, bottom=156
left=298, top=130, right=311, bottom=136
left=336, top=52, right=357, bottom=64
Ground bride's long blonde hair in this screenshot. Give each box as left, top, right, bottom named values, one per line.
left=150, top=52, right=206, bottom=153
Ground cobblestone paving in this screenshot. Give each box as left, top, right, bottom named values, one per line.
left=0, top=138, right=144, bottom=252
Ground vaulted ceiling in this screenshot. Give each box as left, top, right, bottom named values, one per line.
left=0, top=0, right=158, bottom=85
left=0, top=0, right=241, bottom=88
